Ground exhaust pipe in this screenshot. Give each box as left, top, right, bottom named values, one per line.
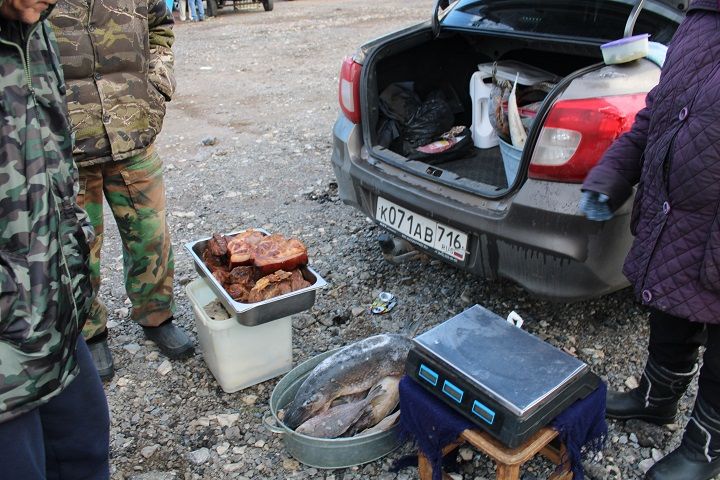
left=377, top=233, right=419, bottom=265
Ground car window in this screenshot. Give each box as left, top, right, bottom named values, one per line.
left=446, top=0, right=682, bottom=44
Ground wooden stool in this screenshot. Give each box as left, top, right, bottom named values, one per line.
left=417, top=426, right=573, bottom=480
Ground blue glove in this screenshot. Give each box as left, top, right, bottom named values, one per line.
left=579, top=191, right=614, bottom=221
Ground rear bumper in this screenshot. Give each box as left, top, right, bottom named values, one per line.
left=331, top=116, right=631, bottom=301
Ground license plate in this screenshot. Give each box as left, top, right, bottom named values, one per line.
left=375, top=197, right=467, bottom=262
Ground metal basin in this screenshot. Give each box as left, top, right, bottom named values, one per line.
left=265, top=349, right=404, bottom=469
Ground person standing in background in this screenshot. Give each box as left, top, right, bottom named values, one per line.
left=50, top=0, right=195, bottom=381
left=0, top=0, right=110, bottom=474
left=179, top=0, right=193, bottom=22
left=188, top=0, right=204, bottom=22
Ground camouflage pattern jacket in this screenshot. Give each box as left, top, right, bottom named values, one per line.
left=0, top=3, right=93, bottom=422
left=49, top=0, right=176, bottom=166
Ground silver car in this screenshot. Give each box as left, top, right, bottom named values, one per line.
left=331, top=0, right=685, bottom=300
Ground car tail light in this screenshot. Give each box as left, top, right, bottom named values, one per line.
left=339, top=56, right=362, bottom=124
left=528, top=94, right=647, bottom=182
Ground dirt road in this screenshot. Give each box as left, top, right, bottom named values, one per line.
left=101, top=2, right=676, bottom=479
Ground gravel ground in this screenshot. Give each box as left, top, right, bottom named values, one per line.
left=96, top=1, right=710, bottom=479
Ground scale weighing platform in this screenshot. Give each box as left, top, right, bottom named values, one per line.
left=406, top=305, right=600, bottom=448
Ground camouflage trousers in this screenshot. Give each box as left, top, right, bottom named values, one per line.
left=77, top=146, right=175, bottom=340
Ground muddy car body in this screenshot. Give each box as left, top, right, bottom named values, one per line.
left=331, top=0, right=686, bottom=301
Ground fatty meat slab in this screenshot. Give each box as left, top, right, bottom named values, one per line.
left=283, top=334, right=412, bottom=429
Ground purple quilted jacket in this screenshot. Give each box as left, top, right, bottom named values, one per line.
left=583, top=1, right=720, bottom=324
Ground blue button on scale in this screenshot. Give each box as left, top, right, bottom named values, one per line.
left=442, top=380, right=464, bottom=403
left=419, top=364, right=439, bottom=386
left=472, top=400, right=496, bottom=424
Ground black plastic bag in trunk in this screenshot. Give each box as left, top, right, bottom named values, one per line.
left=377, top=83, right=455, bottom=156
left=378, top=82, right=421, bottom=148
left=402, top=91, right=454, bottom=156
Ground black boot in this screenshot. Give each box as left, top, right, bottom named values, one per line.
left=142, top=317, right=194, bottom=359
left=606, top=357, right=697, bottom=425
left=86, top=329, right=114, bottom=381
left=646, top=395, right=720, bottom=480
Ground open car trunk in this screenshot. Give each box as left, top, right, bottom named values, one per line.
left=361, top=5, right=675, bottom=198
left=363, top=32, right=605, bottom=196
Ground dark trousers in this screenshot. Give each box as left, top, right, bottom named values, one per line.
left=0, top=337, right=110, bottom=480
left=649, top=309, right=720, bottom=410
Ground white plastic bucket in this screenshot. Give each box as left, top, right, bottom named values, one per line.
left=186, top=278, right=293, bottom=393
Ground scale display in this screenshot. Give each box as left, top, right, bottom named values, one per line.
left=407, top=304, right=599, bottom=447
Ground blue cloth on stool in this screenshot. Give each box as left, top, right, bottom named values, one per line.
left=397, top=375, right=607, bottom=480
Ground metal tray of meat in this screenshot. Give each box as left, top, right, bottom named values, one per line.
left=184, top=229, right=327, bottom=326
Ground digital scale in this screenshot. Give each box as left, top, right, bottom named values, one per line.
left=406, top=305, right=600, bottom=448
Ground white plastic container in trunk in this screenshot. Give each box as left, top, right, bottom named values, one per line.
left=469, top=71, right=498, bottom=149
left=186, top=277, right=293, bottom=393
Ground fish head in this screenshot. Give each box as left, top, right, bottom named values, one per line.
left=284, top=391, right=327, bottom=429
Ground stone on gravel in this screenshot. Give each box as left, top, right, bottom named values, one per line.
left=216, top=413, right=239, bottom=427
left=157, top=360, right=172, bottom=376
left=458, top=447, right=473, bottom=461
left=639, top=458, right=656, bottom=473
left=140, top=445, right=159, bottom=459
left=223, top=463, right=243, bottom=473
left=123, top=343, right=142, bottom=354
left=225, top=426, right=241, bottom=441
left=129, top=473, right=176, bottom=480
left=187, top=447, right=210, bottom=465
left=624, top=376, right=639, bottom=389
left=201, top=136, right=218, bottom=146
left=241, top=395, right=257, bottom=406
left=651, top=448, right=665, bottom=461
left=282, top=458, right=300, bottom=470
left=628, top=420, right=664, bottom=448
left=581, top=461, right=608, bottom=480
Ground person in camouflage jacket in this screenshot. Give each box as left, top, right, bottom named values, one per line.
left=49, top=0, right=194, bottom=380
left=0, top=0, right=109, bottom=475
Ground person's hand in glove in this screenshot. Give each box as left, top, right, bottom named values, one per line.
left=579, top=190, right=614, bottom=221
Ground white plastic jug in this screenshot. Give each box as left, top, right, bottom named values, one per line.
left=469, top=71, right=498, bottom=149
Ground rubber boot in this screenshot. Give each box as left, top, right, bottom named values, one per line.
left=646, top=395, right=720, bottom=480
left=87, top=337, right=114, bottom=381
left=606, top=357, right=697, bottom=425
left=142, top=318, right=194, bottom=359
